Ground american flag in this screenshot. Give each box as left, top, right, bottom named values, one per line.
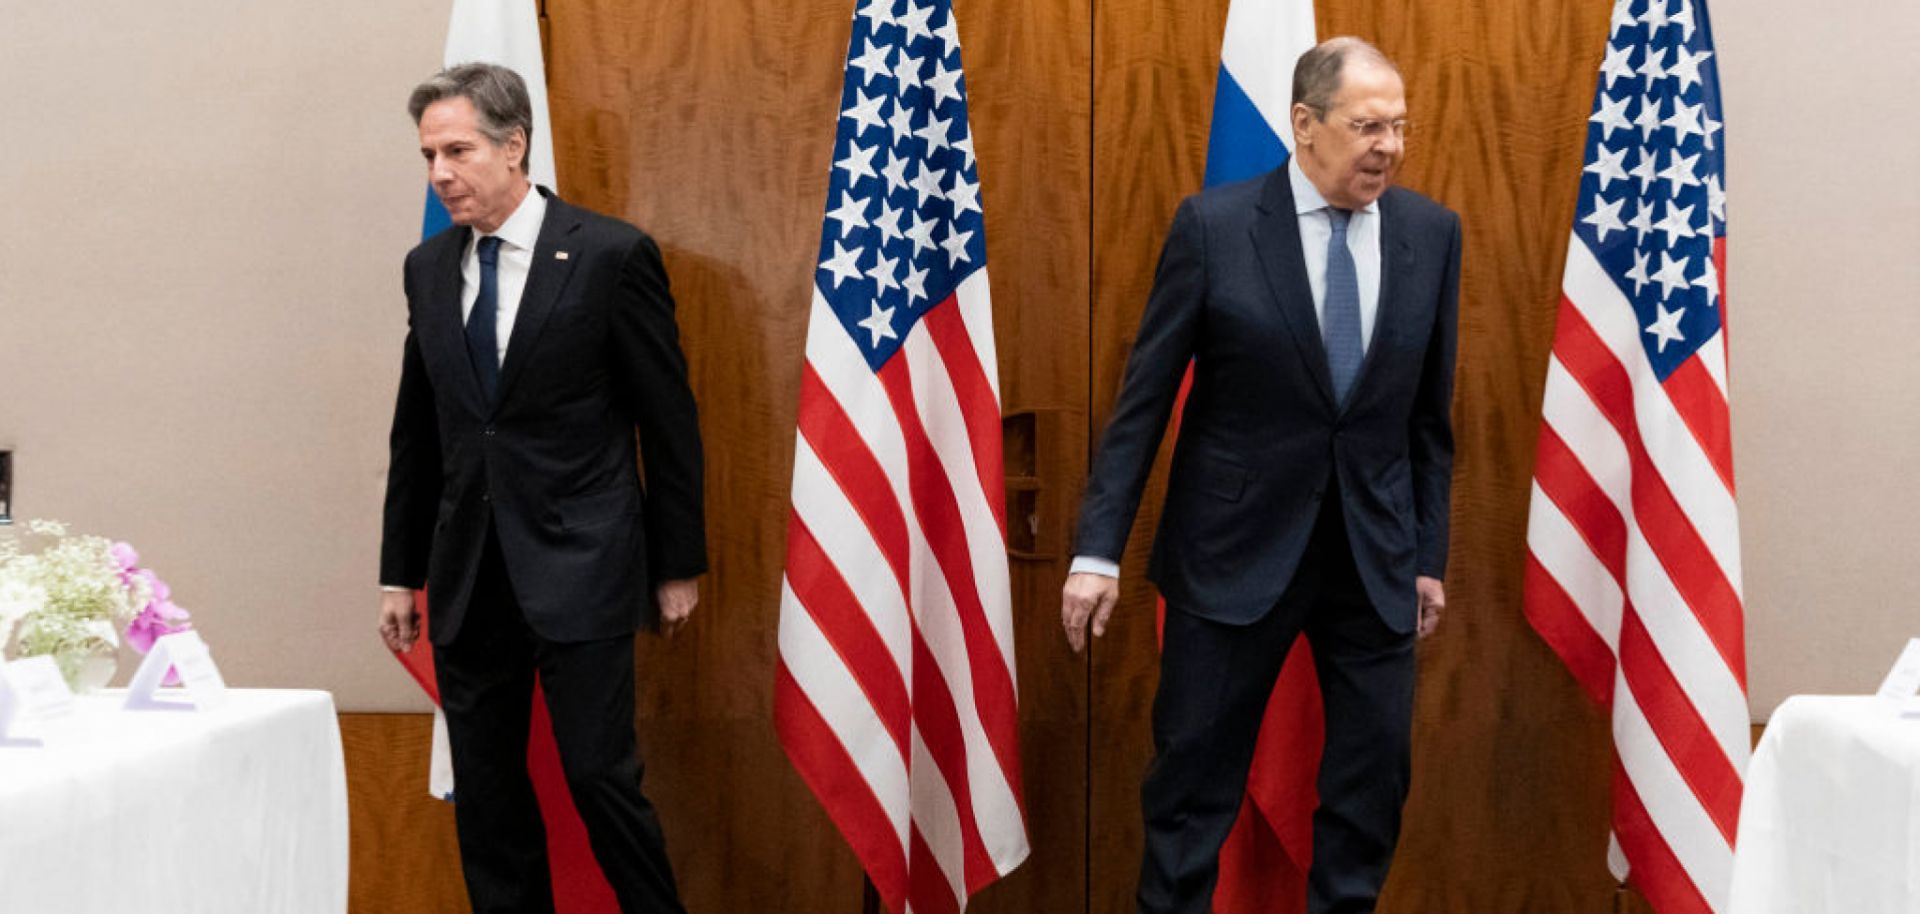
left=774, top=2, right=1029, bottom=912
left=1524, top=1, right=1745, bottom=912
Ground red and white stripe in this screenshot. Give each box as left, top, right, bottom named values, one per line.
left=1526, top=234, right=1746, bottom=914
left=776, top=271, right=1029, bottom=914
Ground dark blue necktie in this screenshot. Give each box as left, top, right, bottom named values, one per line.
left=466, top=235, right=504, bottom=404
left=1323, top=208, right=1363, bottom=403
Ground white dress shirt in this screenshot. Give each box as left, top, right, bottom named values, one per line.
left=460, top=184, right=547, bottom=367
left=1070, top=159, right=1386, bottom=580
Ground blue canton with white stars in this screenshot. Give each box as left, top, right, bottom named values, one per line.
left=816, top=0, right=986, bottom=373
left=1576, top=0, right=1726, bottom=381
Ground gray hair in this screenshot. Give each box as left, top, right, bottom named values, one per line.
left=1292, top=37, right=1398, bottom=116
left=408, top=62, right=534, bottom=173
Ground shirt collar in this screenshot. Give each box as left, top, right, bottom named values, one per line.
left=480, top=183, right=547, bottom=252
left=1287, top=156, right=1381, bottom=217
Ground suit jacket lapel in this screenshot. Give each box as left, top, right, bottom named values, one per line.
left=420, top=227, right=492, bottom=413
left=1344, top=192, right=1413, bottom=413
left=1249, top=167, right=1338, bottom=410
left=492, top=190, right=581, bottom=412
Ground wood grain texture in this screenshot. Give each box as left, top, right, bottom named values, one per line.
left=1088, top=2, right=1230, bottom=910
left=342, top=713, right=469, bottom=913
left=355, top=2, right=1683, bottom=910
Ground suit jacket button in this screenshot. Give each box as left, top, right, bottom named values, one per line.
left=484, top=426, right=497, bottom=436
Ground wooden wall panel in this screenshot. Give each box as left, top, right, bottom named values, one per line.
left=350, top=2, right=1671, bottom=911
left=539, top=0, right=1091, bottom=911
left=1087, top=3, right=1230, bottom=909
left=342, top=714, right=468, bottom=913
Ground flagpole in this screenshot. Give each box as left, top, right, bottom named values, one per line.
left=861, top=876, right=880, bottom=914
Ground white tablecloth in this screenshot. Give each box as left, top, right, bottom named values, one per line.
left=1730, top=695, right=1920, bottom=914
left=0, top=689, right=348, bottom=913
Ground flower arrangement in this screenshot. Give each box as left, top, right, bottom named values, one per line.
left=0, top=519, right=193, bottom=690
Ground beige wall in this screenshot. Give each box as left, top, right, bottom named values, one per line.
left=1717, top=3, right=1920, bottom=717
left=1, top=1, right=446, bottom=711
left=2, top=2, right=1915, bottom=716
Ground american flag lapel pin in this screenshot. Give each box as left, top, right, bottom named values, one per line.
left=555, top=251, right=570, bottom=260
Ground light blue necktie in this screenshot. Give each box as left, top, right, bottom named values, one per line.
left=466, top=235, right=503, bottom=404
left=1323, top=208, right=1362, bottom=403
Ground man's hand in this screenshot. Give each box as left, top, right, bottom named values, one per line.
left=1416, top=575, right=1445, bottom=640
left=1061, top=572, right=1120, bottom=653
left=656, top=578, right=699, bottom=638
left=379, top=589, right=422, bottom=653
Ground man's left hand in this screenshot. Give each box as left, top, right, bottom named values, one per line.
left=657, top=578, right=699, bottom=638
left=1416, top=575, right=1445, bottom=640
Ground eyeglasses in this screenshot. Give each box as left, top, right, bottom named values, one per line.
left=1338, top=116, right=1410, bottom=141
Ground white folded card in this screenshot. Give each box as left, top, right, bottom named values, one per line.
left=1875, top=637, right=1920, bottom=717
left=124, top=629, right=228, bottom=711
left=0, top=655, right=77, bottom=746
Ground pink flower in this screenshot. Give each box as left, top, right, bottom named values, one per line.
left=134, top=568, right=170, bottom=603
left=127, top=601, right=192, bottom=655
left=110, top=542, right=140, bottom=571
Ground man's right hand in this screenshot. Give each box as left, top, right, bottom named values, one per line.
left=379, top=589, right=422, bottom=654
left=1061, top=572, right=1120, bottom=653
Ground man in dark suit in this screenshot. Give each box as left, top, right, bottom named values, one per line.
left=1061, top=38, right=1461, bottom=914
left=377, top=63, right=705, bottom=914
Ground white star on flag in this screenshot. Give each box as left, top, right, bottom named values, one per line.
left=1637, top=45, right=1669, bottom=84
left=948, top=173, right=982, bottom=218
left=866, top=250, right=901, bottom=294
left=1664, top=100, right=1706, bottom=144
left=1669, top=45, right=1711, bottom=93
left=1692, top=254, right=1720, bottom=307
left=842, top=89, right=886, bottom=135
left=910, top=164, right=948, bottom=208
left=1659, top=150, right=1703, bottom=198
left=1652, top=249, right=1693, bottom=300
left=1634, top=94, right=1664, bottom=141
left=902, top=263, right=929, bottom=306
left=856, top=300, right=897, bottom=346
left=1600, top=43, right=1637, bottom=90
left=893, top=50, right=924, bottom=93
left=873, top=199, right=905, bottom=244
left=940, top=225, right=974, bottom=267
left=1654, top=201, right=1698, bottom=247
left=1583, top=194, right=1628, bottom=242
left=904, top=211, right=938, bottom=255
left=825, top=191, right=871, bottom=238
left=1628, top=197, right=1657, bottom=245
left=1624, top=248, right=1654, bottom=295
left=1586, top=144, right=1630, bottom=191
left=916, top=113, right=954, bottom=154
left=1630, top=145, right=1660, bottom=193
left=1643, top=302, right=1687, bottom=352
left=897, top=1, right=934, bottom=44
left=927, top=59, right=964, bottom=105
left=849, top=38, right=892, bottom=86
left=819, top=241, right=864, bottom=289
left=835, top=141, right=879, bottom=187
left=1590, top=94, right=1634, bottom=140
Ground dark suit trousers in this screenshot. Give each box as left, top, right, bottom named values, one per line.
left=434, top=527, right=683, bottom=914
left=1138, top=487, right=1417, bottom=914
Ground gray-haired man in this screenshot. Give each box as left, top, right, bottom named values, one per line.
left=378, top=63, right=706, bottom=914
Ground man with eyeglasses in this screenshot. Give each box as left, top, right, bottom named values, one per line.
left=1061, top=37, right=1461, bottom=914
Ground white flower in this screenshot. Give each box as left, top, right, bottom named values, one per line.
left=0, top=577, right=45, bottom=624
